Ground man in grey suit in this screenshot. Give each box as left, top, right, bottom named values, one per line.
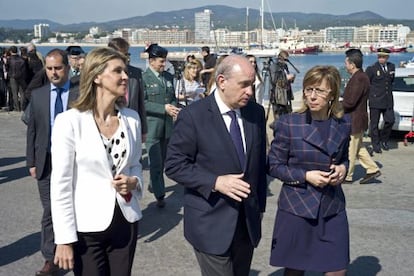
left=26, top=48, right=79, bottom=276
left=165, top=55, right=267, bottom=276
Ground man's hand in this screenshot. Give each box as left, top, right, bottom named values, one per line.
left=213, top=173, right=250, bottom=202
left=29, top=167, right=36, bottom=178
left=54, top=244, right=74, bottom=270
left=165, top=104, right=180, bottom=119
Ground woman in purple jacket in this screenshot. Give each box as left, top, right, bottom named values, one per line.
left=268, top=65, right=351, bottom=276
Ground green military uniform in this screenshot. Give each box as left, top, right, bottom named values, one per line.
left=143, top=67, right=176, bottom=201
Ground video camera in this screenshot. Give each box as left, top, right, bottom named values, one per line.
left=169, top=60, right=186, bottom=80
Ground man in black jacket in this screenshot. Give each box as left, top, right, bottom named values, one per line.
left=365, top=48, right=395, bottom=153
left=8, top=45, right=28, bottom=111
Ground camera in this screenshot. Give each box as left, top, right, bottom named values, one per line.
left=170, top=60, right=186, bottom=80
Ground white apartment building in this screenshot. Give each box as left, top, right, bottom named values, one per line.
left=33, top=24, right=50, bottom=39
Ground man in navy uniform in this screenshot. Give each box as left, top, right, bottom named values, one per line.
left=366, top=48, right=395, bottom=153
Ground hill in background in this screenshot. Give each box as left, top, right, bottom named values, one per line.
left=1, top=5, right=413, bottom=32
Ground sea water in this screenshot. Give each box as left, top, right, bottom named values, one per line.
left=34, top=45, right=414, bottom=94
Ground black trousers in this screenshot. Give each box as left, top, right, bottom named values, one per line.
left=73, top=203, right=138, bottom=276
left=194, top=209, right=254, bottom=276
left=37, top=153, right=55, bottom=261
left=369, top=107, right=395, bottom=147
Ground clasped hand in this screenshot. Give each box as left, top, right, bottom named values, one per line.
left=305, top=164, right=346, bottom=188
left=112, top=174, right=137, bottom=195
left=214, top=173, right=250, bottom=202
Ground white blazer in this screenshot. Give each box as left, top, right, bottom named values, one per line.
left=51, top=107, right=144, bottom=245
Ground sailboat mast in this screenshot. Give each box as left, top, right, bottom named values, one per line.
left=246, top=7, right=249, bottom=49
left=261, top=0, right=264, bottom=49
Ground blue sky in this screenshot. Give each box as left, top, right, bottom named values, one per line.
left=0, top=0, right=412, bottom=25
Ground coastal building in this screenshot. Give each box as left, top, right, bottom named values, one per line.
left=195, top=9, right=212, bottom=43
left=33, top=24, right=50, bottom=39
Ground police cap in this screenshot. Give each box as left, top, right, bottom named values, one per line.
left=145, top=44, right=168, bottom=58
left=66, top=45, right=85, bottom=56
left=377, top=47, right=391, bottom=56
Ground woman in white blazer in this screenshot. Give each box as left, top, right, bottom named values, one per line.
left=51, top=47, right=144, bottom=275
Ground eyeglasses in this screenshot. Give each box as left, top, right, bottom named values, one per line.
left=304, top=87, right=331, bottom=96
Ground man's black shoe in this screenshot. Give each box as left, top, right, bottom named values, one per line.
left=381, top=142, right=390, bottom=151
left=360, top=171, right=381, bottom=184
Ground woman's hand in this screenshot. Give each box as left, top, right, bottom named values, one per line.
left=305, top=170, right=331, bottom=188
left=113, top=174, right=138, bottom=195
left=54, top=244, right=74, bottom=270
left=328, top=164, right=347, bottom=186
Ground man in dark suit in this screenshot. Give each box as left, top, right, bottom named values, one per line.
left=165, top=55, right=267, bottom=276
left=366, top=47, right=395, bottom=153
left=342, top=49, right=381, bottom=184
left=26, top=48, right=79, bottom=276
left=108, top=37, right=148, bottom=140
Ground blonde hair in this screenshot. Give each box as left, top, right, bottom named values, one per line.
left=71, top=47, right=128, bottom=112
left=183, top=60, right=201, bottom=82
left=297, top=65, right=344, bottom=119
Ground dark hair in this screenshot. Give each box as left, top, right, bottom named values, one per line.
left=46, top=48, right=69, bottom=66
left=345, top=48, right=363, bottom=69
left=9, top=46, right=18, bottom=54
left=201, top=46, right=210, bottom=54
left=108, top=37, right=130, bottom=53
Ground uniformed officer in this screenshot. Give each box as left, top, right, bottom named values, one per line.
left=366, top=47, right=395, bottom=153
left=143, top=44, right=179, bottom=208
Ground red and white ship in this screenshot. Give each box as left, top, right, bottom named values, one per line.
left=370, top=43, right=407, bottom=53
left=276, top=37, right=320, bottom=54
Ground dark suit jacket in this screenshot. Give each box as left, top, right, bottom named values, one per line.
left=26, top=80, right=79, bottom=180
left=127, top=64, right=147, bottom=135
left=268, top=111, right=351, bottom=219
left=342, top=70, right=370, bottom=134
left=165, top=94, right=267, bottom=255
left=366, top=61, right=395, bottom=109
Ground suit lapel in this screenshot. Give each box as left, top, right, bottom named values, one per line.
left=302, top=111, right=348, bottom=157
left=117, top=109, right=132, bottom=174
left=207, top=96, right=243, bottom=171
left=84, top=111, right=114, bottom=179
left=241, top=107, right=253, bottom=167
left=326, top=118, right=348, bottom=158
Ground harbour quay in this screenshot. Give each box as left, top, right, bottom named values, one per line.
left=0, top=110, right=413, bottom=275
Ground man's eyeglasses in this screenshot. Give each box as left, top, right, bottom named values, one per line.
left=303, top=87, right=331, bottom=96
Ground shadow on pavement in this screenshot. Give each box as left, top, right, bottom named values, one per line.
left=0, top=166, right=29, bottom=185
left=265, top=255, right=381, bottom=275
left=0, top=156, right=26, bottom=168
left=138, top=183, right=184, bottom=242
left=0, top=232, right=40, bottom=266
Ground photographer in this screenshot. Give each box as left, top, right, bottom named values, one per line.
left=269, top=50, right=295, bottom=122
left=175, top=60, right=205, bottom=107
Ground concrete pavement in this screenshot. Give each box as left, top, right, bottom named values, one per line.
left=0, top=110, right=413, bottom=276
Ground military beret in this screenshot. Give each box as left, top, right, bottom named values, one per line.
left=145, top=44, right=168, bottom=58
left=377, top=48, right=391, bottom=55
left=66, top=45, right=85, bottom=56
